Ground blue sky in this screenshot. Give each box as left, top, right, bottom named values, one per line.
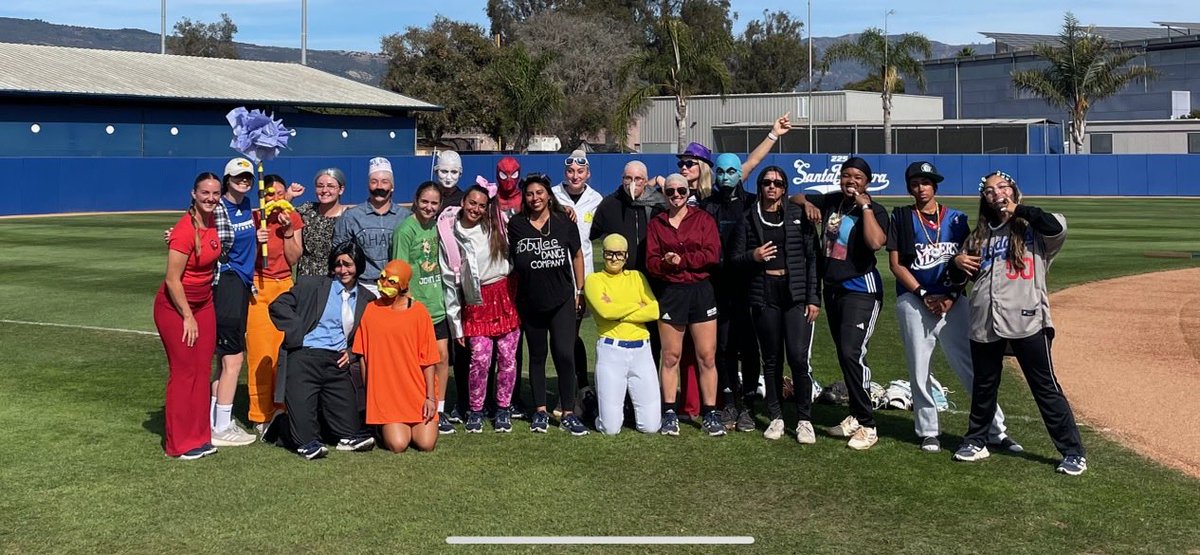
left=3, top=0, right=1194, bottom=52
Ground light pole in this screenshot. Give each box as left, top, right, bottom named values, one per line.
left=160, top=0, right=166, bottom=54
left=884, top=9, right=894, bottom=87
left=301, top=0, right=308, bottom=65
left=806, top=0, right=816, bottom=153
left=883, top=8, right=895, bottom=154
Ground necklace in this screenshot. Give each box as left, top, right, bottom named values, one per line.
left=534, top=212, right=551, bottom=236
left=828, top=197, right=853, bottom=229
left=757, top=202, right=783, bottom=228
left=916, top=203, right=941, bottom=245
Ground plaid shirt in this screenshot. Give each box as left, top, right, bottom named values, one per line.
left=211, top=200, right=236, bottom=286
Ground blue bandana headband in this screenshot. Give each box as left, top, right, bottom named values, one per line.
left=979, top=170, right=1016, bottom=192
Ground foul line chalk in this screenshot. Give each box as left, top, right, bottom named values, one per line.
left=0, top=319, right=159, bottom=337
left=446, top=537, right=754, bottom=545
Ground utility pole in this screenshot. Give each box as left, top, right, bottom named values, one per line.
left=160, top=0, right=166, bottom=54
left=301, top=0, right=308, bottom=65
left=806, top=0, right=816, bottom=153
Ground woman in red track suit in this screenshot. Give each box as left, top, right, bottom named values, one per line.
left=154, top=172, right=223, bottom=460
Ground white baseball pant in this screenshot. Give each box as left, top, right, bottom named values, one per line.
left=594, top=337, right=661, bottom=435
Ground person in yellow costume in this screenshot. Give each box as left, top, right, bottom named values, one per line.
left=584, top=234, right=662, bottom=434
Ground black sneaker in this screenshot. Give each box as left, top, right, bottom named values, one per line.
left=465, top=411, right=484, bottom=433
left=1056, top=455, right=1088, bottom=476
left=438, top=412, right=455, bottom=435
left=660, top=411, right=680, bottom=436
left=494, top=407, right=513, bottom=433
left=702, top=411, right=727, bottom=436
left=719, top=405, right=738, bottom=431
left=296, top=440, right=328, bottom=460
left=335, top=435, right=376, bottom=452
left=989, top=436, right=1024, bottom=453
left=530, top=410, right=550, bottom=433
left=177, top=443, right=217, bottom=461
left=448, top=408, right=463, bottom=424
left=735, top=408, right=756, bottom=432
left=510, top=403, right=527, bottom=421
left=560, top=414, right=589, bottom=436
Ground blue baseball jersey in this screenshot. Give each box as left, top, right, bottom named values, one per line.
left=890, top=206, right=969, bottom=296
left=217, top=196, right=257, bottom=286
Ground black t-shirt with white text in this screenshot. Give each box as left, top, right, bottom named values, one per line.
left=507, top=211, right=582, bottom=313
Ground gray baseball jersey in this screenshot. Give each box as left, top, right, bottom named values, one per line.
left=967, top=214, right=1067, bottom=343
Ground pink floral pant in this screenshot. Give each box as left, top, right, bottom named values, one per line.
left=468, top=328, right=520, bottom=412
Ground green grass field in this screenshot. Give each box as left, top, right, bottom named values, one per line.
left=2, top=198, right=1199, bottom=554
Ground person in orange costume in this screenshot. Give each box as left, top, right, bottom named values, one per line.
left=353, top=260, right=441, bottom=453
left=245, top=176, right=304, bottom=437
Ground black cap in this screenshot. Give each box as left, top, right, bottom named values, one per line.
left=905, top=161, right=944, bottom=184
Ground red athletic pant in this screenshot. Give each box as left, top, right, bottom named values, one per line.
left=155, top=290, right=215, bottom=457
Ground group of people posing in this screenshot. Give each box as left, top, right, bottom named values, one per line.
left=153, top=113, right=1088, bottom=476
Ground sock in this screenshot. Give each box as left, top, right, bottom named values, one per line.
left=664, top=401, right=677, bottom=414
left=701, top=404, right=716, bottom=417
left=214, top=403, right=233, bottom=432
left=210, top=396, right=217, bottom=427
left=437, top=400, right=445, bottom=412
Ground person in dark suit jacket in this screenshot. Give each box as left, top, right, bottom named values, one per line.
left=269, top=241, right=378, bottom=460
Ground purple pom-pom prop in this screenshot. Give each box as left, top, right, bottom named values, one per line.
left=226, top=107, right=291, bottom=163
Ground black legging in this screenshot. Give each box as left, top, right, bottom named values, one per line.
left=752, top=276, right=816, bottom=421
left=573, top=318, right=589, bottom=389
left=716, top=300, right=760, bottom=408
left=522, top=299, right=578, bottom=411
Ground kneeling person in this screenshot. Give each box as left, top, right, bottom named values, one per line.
left=269, top=242, right=377, bottom=460
left=353, top=260, right=442, bottom=453
left=584, top=234, right=662, bottom=434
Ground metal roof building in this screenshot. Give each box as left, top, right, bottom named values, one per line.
left=0, top=42, right=439, bottom=157
left=633, top=90, right=943, bottom=153
left=924, top=22, right=1200, bottom=122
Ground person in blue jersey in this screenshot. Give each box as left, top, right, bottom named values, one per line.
left=208, top=157, right=265, bottom=447
left=886, top=162, right=1020, bottom=455
left=801, top=156, right=887, bottom=450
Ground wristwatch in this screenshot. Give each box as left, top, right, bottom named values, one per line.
left=915, top=287, right=928, bottom=298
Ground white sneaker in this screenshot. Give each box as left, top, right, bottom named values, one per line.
left=763, top=419, right=785, bottom=440
left=795, top=421, right=816, bottom=444
left=210, top=423, right=256, bottom=446
left=828, top=415, right=861, bottom=438
left=847, top=426, right=878, bottom=450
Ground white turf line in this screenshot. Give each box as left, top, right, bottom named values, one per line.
left=0, top=319, right=159, bottom=337
left=446, top=537, right=755, bottom=545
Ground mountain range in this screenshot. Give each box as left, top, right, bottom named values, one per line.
left=0, top=16, right=992, bottom=90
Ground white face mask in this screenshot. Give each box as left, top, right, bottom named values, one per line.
left=437, top=167, right=461, bottom=189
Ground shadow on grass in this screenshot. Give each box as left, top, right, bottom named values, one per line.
left=141, top=383, right=253, bottom=444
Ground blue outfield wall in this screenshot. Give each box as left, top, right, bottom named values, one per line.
left=2, top=153, right=1199, bottom=215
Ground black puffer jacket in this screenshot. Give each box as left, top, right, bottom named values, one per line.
left=700, top=182, right=756, bottom=301
left=590, top=185, right=666, bottom=272
left=731, top=201, right=822, bottom=308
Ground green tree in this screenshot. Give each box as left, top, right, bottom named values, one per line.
left=823, top=28, right=932, bottom=154
left=956, top=46, right=976, bottom=58
left=842, top=74, right=905, bottom=93
left=489, top=43, right=565, bottom=151
left=166, top=13, right=238, bottom=59
left=614, top=15, right=734, bottom=151
left=1011, top=13, right=1157, bottom=153
left=380, top=17, right=503, bottom=144
left=730, top=10, right=808, bottom=93
left=513, top=11, right=638, bottom=149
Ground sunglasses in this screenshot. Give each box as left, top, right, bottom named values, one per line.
left=761, top=179, right=787, bottom=189
left=564, top=157, right=588, bottom=167
left=677, top=159, right=699, bottom=170
left=602, top=251, right=627, bottom=260
left=230, top=175, right=252, bottom=183
left=664, top=186, right=689, bottom=197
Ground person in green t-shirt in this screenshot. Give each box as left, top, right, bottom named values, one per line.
left=392, top=181, right=452, bottom=433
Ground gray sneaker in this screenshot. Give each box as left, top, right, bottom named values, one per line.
left=952, top=443, right=990, bottom=462
left=735, top=409, right=756, bottom=432
left=920, top=436, right=941, bottom=453
left=719, top=405, right=738, bottom=431
left=211, top=423, right=256, bottom=447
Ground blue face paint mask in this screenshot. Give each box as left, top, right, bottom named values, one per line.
left=714, top=153, right=742, bottom=189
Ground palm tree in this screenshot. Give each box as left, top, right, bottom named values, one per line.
left=1011, top=13, right=1157, bottom=153
left=956, top=46, right=976, bottom=58
left=490, top=43, right=564, bottom=152
left=823, top=28, right=932, bottom=154
left=613, top=16, right=733, bottom=152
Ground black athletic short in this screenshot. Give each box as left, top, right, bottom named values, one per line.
left=214, top=271, right=251, bottom=356
left=433, top=318, right=451, bottom=341
left=657, top=279, right=719, bottom=325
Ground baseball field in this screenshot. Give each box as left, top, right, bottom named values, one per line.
left=1, top=197, right=1198, bottom=554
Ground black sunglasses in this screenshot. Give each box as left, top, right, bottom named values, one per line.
left=761, top=179, right=787, bottom=188
left=602, top=251, right=627, bottom=259
left=677, top=159, right=699, bottom=170
left=664, top=186, right=689, bottom=197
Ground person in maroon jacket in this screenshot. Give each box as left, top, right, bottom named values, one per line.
left=646, top=173, right=724, bottom=437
